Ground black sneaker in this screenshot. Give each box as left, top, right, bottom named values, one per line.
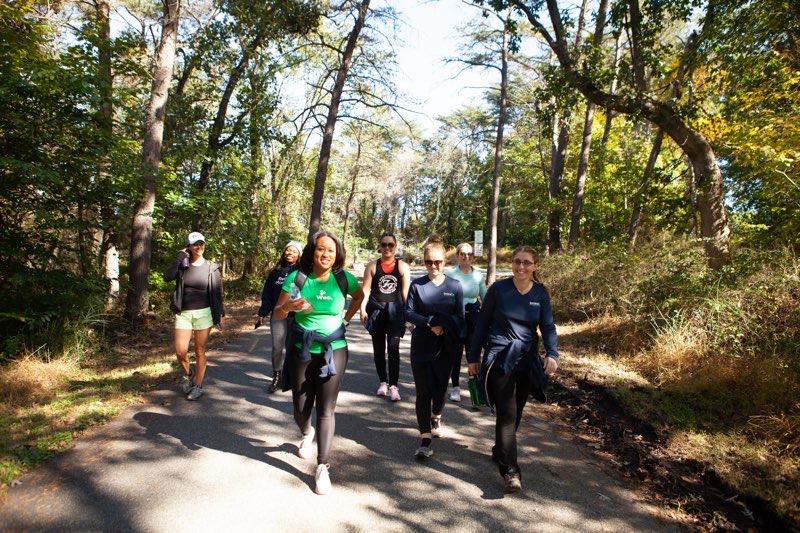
left=268, top=370, right=281, bottom=394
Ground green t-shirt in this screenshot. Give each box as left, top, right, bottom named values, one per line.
left=282, top=269, right=360, bottom=354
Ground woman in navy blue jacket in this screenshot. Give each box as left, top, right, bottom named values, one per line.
left=257, top=240, right=302, bottom=393
left=467, top=245, right=559, bottom=493
left=406, top=236, right=464, bottom=459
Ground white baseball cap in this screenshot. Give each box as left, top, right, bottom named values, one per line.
left=187, top=232, right=206, bottom=245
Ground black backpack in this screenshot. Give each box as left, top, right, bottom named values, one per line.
left=293, top=269, right=350, bottom=298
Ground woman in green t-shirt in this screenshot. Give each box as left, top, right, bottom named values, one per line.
left=273, top=230, right=363, bottom=495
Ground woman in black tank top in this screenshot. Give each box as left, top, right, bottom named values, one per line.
left=359, top=232, right=411, bottom=401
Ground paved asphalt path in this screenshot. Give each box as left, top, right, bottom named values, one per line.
left=0, top=323, right=677, bottom=532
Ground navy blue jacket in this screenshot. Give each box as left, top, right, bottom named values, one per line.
left=406, top=276, right=464, bottom=363
left=468, top=278, right=558, bottom=404
left=258, top=263, right=298, bottom=317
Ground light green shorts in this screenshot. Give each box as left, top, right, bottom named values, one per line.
left=175, top=307, right=213, bottom=330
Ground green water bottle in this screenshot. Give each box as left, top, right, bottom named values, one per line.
left=468, top=375, right=485, bottom=408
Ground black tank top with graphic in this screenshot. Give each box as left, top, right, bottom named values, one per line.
left=370, top=260, right=402, bottom=304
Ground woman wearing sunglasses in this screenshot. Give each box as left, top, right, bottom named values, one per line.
left=359, top=232, right=411, bottom=401
left=467, top=245, right=558, bottom=493
left=405, top=235, right=464, bottom=459
left=445, top=243, right=487, bottom=402
left=164, top=231, right=225, bottom=401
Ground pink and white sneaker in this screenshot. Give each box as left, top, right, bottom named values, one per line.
left=376, top=382, right=389, bottom=396
left=389, top=385, right=401, bottom=402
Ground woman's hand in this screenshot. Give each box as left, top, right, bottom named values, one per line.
left=217, top=316, right=225, bottom=331
left=468, top=362, right=480, bottom=376
left=359, top=305, right=368, bottom=325
left=430, top=325, right=444, bottom=336
left=283, top=297, right=309, bottom=312
left=543, top=356, right=558, bottom=375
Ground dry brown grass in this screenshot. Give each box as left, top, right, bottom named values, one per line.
left=0, top=296, right=260, bottom=489
left=0, top=356, right=79, bottom=407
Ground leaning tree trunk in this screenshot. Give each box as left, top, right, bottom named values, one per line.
left=125, top=0, right=181, bottom=321
left=193, top=27, right=268, bottom=231
left=486, top=16, right=510, bottom=286
left=307, top=0, right=370, bottom=241
left=511, top=0, right=731, bottom=267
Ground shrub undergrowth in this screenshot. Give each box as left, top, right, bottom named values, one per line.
left=541, top=237, right=800, bottom=519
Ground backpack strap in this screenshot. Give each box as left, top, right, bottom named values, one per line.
left=294, top=269, right=348, bottom=298
left=334, top=269, right=349, bottom=298
left=294, top=270, right=308, bottom=291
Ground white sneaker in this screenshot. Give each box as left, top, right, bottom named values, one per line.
left=449, top=387, right=461, bottom=402
left=376, top=382, right=389, bottom=396
left=297, top=427, right=315, bottom=459
left=314, top=463, right=331, bottom=495
left=431, top=417, right=443, bottom=438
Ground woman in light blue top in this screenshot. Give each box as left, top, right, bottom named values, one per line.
left=444, top=242, right=487, bottom=401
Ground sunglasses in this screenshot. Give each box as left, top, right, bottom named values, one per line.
left=458, top=251, right=473, bottom=257
left=424, top=259, right=444, bottom=267
left=512, top=259, right=535, bottom=267
left=379, top=241, right=396, bottom=249
left=190, top=241, right=205, bottom=247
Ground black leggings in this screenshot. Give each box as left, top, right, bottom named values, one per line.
left=287, top=345, right=348, bottom=465
left=411, top=355, right=451, bottom=434
left=451, top=309, right=476, bottom=388
left=488, top=365, right=533, bottom=475
left=370, top=317, right=401, bottom=386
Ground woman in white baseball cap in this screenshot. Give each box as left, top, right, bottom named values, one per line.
left=163, top=231, right=225, bottom=400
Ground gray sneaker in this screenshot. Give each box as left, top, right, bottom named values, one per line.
left=178, top=373, right=194, bottom=394
left=186, top=384, right=204, bottom=400
left=415, top=445, right=433, bottom=460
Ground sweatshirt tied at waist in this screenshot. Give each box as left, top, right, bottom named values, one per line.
left=479, top=336, right=548, bottom=407
left=365, top=299, right=405, bottom=336
left=291, top=322, right=347, bottom=378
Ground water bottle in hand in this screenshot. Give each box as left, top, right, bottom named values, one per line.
left=468, top=375, right=485, bottom=408
left=289, top=285, right=301, bottom=300
left=178, top=250, right=190, bottom=268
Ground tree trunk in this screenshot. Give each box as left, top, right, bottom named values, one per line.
left=568, top=0, right=608, bottom=248
left=547, top=116, right=568, bottom=255
left=342, top=141, right=362, bottom=249
left=486, top=15, right=509, bottom=286
left=307, top=0, right=371, bottom=241
left=600, top=32, right=622, bottom=150
left=94, top=0, right=119, bottom=306
left=567, top=102, right=594, bottom=248
left=125, top=0, right=181, bottom=321
left=627, top=127, right=665, bottom=247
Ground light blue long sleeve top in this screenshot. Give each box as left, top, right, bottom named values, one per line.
left=445, top=266, right=487, bottom=309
